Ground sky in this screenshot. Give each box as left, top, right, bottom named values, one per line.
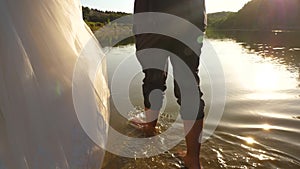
left=80, top=0, right=252, bottom=14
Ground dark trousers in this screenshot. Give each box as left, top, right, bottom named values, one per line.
left=135, top=34, right=205, bottom=120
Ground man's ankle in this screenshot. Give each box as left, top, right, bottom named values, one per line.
left=145, top=108, right=159, bottom=124
left=183, top=155, right=201, bottom=169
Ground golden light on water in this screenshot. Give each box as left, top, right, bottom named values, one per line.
left=227, top=50, right=298, bottom=99
left=245, top=137, right=255, bottom=144
left=254, top=64, right=278, bottom=91
left=238, top=60, right=297, bottom=100
left=238, top=135, right=257, bottom=145
left=262, top=123, right=271, bottom=131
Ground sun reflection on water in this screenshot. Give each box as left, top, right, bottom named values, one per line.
left=261, top=123, right=271, bottom=131
left=248, top=152, right=276, bottom=161
left=245, top=137, right=255, bottom=145
left=236, top=135, right=257, bottom=145
left=253, top=64, right=279, bottom=91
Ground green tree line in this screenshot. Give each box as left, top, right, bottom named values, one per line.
left=83, top=0, right=300, bottom=32
left=82, top=6, right=131, bottom=31
left=210, top=0, right=300, bottom=30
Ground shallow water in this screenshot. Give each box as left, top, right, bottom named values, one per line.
left=102, top=31, right=300, bottom=168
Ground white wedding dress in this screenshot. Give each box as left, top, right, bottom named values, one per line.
left=0, top=0, right=109, bottom=169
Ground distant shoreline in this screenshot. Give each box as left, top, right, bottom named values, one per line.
left=82, top=0, right=300, bottom=35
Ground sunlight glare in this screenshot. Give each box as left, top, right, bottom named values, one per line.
left=254, top=64, right=278, bottom=91
left=262, top=123, right=271, bottom=131
left=245, top=137, right=255, bottom=144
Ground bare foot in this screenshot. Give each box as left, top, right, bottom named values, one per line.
left=177, top=151, right=202, bottom=169
left=128, top=118, right=157, bottom=136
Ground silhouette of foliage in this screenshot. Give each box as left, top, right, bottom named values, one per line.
left=207, top=12, right=234, bottom=28
left=82, top=6, right=131, bottom=24
left=210, top=0, right=300, bottom=30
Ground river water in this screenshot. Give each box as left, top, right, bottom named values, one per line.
left=101, top=31, right=300, bottom=168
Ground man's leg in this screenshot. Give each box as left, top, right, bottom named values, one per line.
left=183, top=120, right=203, bottom=169
left=170, top=41, right=205, bottom=168
left=174, top=81, right=204, bottom=169
left=141, top=68, right=167, bottom=127
left=174, top=75, right=204, bottom=168
left=133, top=34, right=169, bottom=133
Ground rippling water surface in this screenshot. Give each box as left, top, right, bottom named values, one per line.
left=102, top=31, right=300, bottom=169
